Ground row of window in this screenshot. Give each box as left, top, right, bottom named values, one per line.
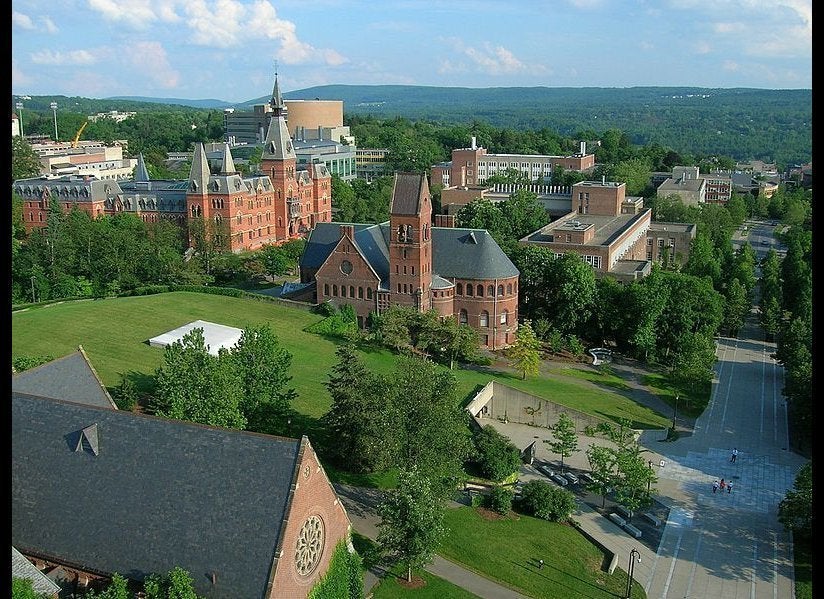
left=455, top=282, right=515, bottom=298
left=552, top=252, right=603, bottom=269
left=323, top=283, right=374, bottom=301
left=648, top=238, right=676, bottom=247
left=458, top=309, right=509, bottom=327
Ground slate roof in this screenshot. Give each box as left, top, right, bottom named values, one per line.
left=390, top=173, right=424, bottom=215
left=12, top=348, right=116, bottom=409
left=12, top=546, right=61, bottom=597
left=301, top=222, right=518, bottom=283
left=12, top=393, right=303, bottom=599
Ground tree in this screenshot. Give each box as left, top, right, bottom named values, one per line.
left=416, top=314, right=478, bottom=369
left=585, top=444, right=617, bottom=508
left=473, top=425, right=522, bottom=482
left=12, top=578, right=50, bottom=599
left=151, top=328, right=246, bottom=429
left=721, top=278, right=749, bottom=337
left=506, top=320, right=541, bottom=379
left=144, top=566, right=203, bottom=599
left=546, top=412, right=579, bottom=473
left=778, top=462, right=812, bottom=538
left=231, top=324, right=297, bottom=434
left=609, top=157, right=652, bottom=195
left=321, top=344, right=390, bottom=472
left=259, top=244, right=291, bottom=279
left=12, top=136, right=42, bottom=182
left=85, top=573, right=130, bottom=599
left=518, top=479, right=576, bottom=522
left=377, top=466, right=446, bottom=583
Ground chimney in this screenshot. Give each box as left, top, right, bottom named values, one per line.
left=580, top=141, right=586, bottom=155
left=471, top=136, right=476, bottom=150
left=340, top=224, right=354, bottom=239
left=602, top=175, right=606, bottom=185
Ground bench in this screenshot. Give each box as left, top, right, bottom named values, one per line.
left=615, top=505, right=633, bottom=520
left=608, top=513, right=626, bottom=527
left=642, top=512, right=662, bottom=527
left=623, top=523, right=642, bottom=538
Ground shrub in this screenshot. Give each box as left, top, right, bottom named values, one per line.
left=314, top=300, right=338, bottom=316
left=518, top=479, right=577, bottom=522
left=487, top=486, right=514, bottom=515
left=473, top=425, right=522, bottom=482
left=114, top=377, right=139, bottom=411
left=308, top=539, right=364, bottom=599
left=12, top=355, right=54, bottom=373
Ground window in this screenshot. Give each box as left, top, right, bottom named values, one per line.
left=477, top=284, right=483, bottom=297
left=358, top=287, right=364, bottom=299
left=507, top=283, right=512, bottom=294
left=324, top=284, right=329, bottom=296
left=480, top=311, right=489, bottom=327
left=647, top=238, right=653, bottom=246
left=367, top=288, right=373, bottom=299
left=350, top=286, right=355, bottom=297
left=456, top=283, right=463, bottom=295
left=488, top=285, right=494, bottom=297
left=341, top=286, right=347, bottom=298
left=459, top=309, right=468, bottom=324
left=332, top=284, right=338, bottom=296
left=466, top=285, right=473, bottom=297
left=500, top=310, right=508, bottom=325
left=498, top=285, right=504, bottom=296
left=658, top=238, right=665, bottom=248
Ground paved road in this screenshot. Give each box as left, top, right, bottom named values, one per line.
left=635, top=312, right=807, bottom=599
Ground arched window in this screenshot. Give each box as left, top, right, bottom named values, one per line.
left=500, top=310, right=508, bottom=325
left=350, top=286, right=355, bottom=297
left=476, top=284, right=483, bottom=297
left=324, top=284, right=329, bottom=296
left=358, top=287, right=364, bottom=299
left=333, top=284, right=338, bottom=296
left=507, top=283, right=513, bottom=294
left=456, top=283, right=463, bottom=296
left=367, top=288, right=373, bottom=300
left=498, top=284, right=504, bottom=296
left=480, top=311, right=489, bottom=327
left=459, top=309, right=468, bottom=324
left=341, top=286, right=347, bottom=298
left=488, top=285, right=494, bottom=297
left=466, top=285, right=473, bottom=297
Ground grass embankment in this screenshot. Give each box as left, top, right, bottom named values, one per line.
left=642, top=373, right=711, bottom=418
left=12, top=292, right=671, bottom=433
left=437, top=506, right=645, bottom=599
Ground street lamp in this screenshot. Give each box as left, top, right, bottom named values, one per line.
left=625, top=547, right=641, bottom=599
left=647, top=459, right=653, bottom=494
left=50, top=102, right=58, bottom=141
left=15, top=102, right=24, bottom=137
left=671, top=394, right=679, bottom=432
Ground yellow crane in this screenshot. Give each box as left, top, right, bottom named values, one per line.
left=72, top=120, right=88, bottom=148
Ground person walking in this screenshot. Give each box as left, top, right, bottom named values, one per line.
left=728, top=481, right=733, bottom=494
left=720, top=478, right=726, bottom=492
left=713, top=480, right=719, bottom=494
left=538, top=559, right=544, bottom=569
left=730, top=448, right=738, bottom=463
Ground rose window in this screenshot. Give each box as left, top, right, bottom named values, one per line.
left=294, top=515, right=325, bottom=576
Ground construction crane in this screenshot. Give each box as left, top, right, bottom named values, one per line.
left=72, top=120, right=88, bottom=148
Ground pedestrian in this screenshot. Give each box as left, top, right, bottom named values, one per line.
left=728, top=481, right=733, bottom=494
left=720, top=478, right=726, bottom=491
left=712, top=480, right=719, bottom=494
left=538, top=559, right=544, bottom=569
left=730, top=448, right=738, bottom=463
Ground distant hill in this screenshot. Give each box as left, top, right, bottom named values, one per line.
left=107, top=96, right=234, bottom=109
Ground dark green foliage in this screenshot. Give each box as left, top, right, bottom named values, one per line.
left=487, top=486, right=514, bottom=515
left=778, top=462, right=812, bottom=538
left=305, top=304, right=359, bottom=339
left=12, top=136, right=42, bottom=181
left=473, top=425, right=522, bottom=482
left=517, top=479, right=576, bottom=522
left=308, top=539, right=364, bottom=599
left=84, top=573, right=130, bottom=599
left=143, top=566, right=202, bottom=599
left=114, top=376, right=139, bottom=411
left=12, top=355, right=54, bottom=373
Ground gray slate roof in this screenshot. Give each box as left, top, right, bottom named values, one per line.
left=301, top=222, right=518, bottom=283
left=12, top=349, right=116, bottom=409
left=12, top=546, right=61, bottom=596
left=390, top=173, right=424, bottom=215
left=12, top=393, right=302, bottom=599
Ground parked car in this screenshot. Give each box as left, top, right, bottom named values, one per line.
left=538, top=465, right=555, bottom=478
left=551, top=474, right=569, bottom=486
left=579, top=472, right=594, bottom=484
left=562, top=471, right=579, bottom=485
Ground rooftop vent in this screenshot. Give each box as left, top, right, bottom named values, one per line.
left=74, top=423, right=100, bottom=456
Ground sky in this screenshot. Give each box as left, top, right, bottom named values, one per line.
left=12, top=0, right=812, bottom=104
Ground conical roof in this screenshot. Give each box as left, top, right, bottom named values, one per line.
left=134, top=153, right=150, bottom=182
left=220, top=143, right=236, bottom=174
left=188, top=143, right=211, bottom=193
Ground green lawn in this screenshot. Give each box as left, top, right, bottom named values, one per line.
left=642, top=373, right=711, bottom=418
left=437, top=506, right=645, bottom=599
left=370, top=568, right=481, bottom=599
left=12, top=292, right=670, bottom=430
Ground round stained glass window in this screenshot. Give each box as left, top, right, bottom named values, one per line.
left=340, top=260, right=353, bottom=275
left=295, top=515, right=325, bottom=577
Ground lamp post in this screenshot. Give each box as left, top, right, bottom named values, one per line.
left=50, top=101, right=58, bottom=141
left=647, top=459, right=653, bottom=494
left=625, top=547, right=641, bottom=599
left=15, top=102, right=24, bottom=137
left=671, top=394, right=679, bottom=432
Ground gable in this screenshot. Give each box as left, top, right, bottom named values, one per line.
left=12, top=349, right=116, bottom=409
left=315, top=234, right=381, bottom=285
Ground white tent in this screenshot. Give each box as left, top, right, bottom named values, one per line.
left=148, top=320, right=243, bottom=356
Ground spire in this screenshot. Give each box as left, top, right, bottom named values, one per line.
left=134, top=153, right=150, bottom=182
left=261, top=69, right=296, bottom=162
left=188, top=143, right=211, bottom=194
left=220, top=143, right=236, bottom=175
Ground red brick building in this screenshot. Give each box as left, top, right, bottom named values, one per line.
left=300, top=173, right=520, bottom=349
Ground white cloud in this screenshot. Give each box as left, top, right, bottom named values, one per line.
left=444, top=38, right=533, bottom=75
left=722, top=60, right=740, bottom=71
left=711, top=22, right=746, bottom=34
left=639, top=41, right=654, bottom=51
left=693, top=41, right=712, bottom=54
left=566, top=0, right=604, bottom=8
left=123, top=41, right=180, bottom=88
left=12, top=59, right=33, bottom=88
left=13, top=12, right=35, bottom=29
left=180, top=0, right=346, bottom=65
left=41, top=17, right=59, bottom=34
left=30, top=49, right=98, bottom=66
left=86, top=0, right=164, bottom=27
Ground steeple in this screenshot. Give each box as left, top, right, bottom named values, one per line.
left=220, top=143, right=236, bottom=175
left=134, top=153, right=150, bottom=182
left=188, top=143, right=211, bottom=194
left=261, top=70, right=296, bottom=162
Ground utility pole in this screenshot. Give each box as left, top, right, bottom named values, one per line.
left=50, top=102, right=58, bottom=141
left=15, top=102, right=24, bottom=137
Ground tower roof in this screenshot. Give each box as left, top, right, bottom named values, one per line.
left=134, top=153, right=150, bottom=182
left=390, top=172, right=429, bottom=216
left=188, top=142, right=211, bottom=193
left=220, top=143, right=237, bottom=175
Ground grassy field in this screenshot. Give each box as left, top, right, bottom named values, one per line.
left=438, top=506, right=645, bottom=599
left=370, top=568, right=481, bottom=599
left=11, top=293, right=670, bottom=430
left=642, top=372, right=711, bottom=418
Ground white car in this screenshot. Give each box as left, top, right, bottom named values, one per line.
left=562, top=471, right=579, bottom=485
left=551, top=474, right=569, bottom=486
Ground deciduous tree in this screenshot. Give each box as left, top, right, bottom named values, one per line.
left=506, top=320, right=541, bottom=379
left=546, top=412, right=579, bottom=473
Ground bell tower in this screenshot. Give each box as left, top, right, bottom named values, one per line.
left=388, top=173, right=433, bottom=311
